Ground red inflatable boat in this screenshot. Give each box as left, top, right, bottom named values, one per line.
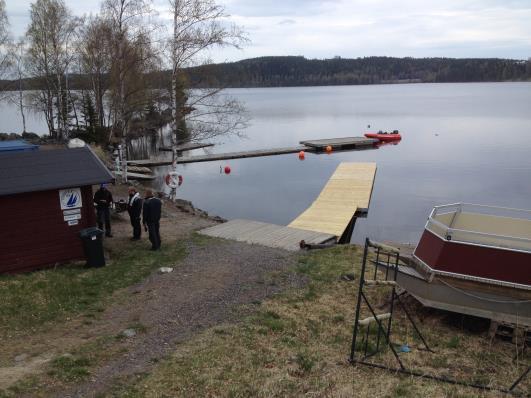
left=365, top=130, right=402, bottom=142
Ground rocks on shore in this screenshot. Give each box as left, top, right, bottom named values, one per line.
left=172, top=198, right=225, bottom=222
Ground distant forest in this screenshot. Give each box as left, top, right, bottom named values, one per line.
left=3, top=56, right=530, bottom=92
left=184, top=56, right=531, bottom=88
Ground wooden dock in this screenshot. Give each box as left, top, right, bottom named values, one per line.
left=288, top=162, right=377, bottom=237
left=199, top=162, right=377, bottom=250
left=128, top=146, right=317, bottom=167
left=113, top=170, right=155, bottom=180
left=128, top=136, right=378, bottom=167
left=158, top=142, right=214, bottom=152
left=198, top=219, right=336, bottom=251
left=300, top=137, right=377, bottom=150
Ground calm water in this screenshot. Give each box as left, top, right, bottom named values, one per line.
left=6, top=83, right=531, bottom=244
left=158, top=83, right=531, bottom=244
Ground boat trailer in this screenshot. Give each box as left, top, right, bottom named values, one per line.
left=349, top=238, right=530, bottom=395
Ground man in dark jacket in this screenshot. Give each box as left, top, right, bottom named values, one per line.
left=127, top=186, right=143, bottom=240
left=93, top=183, right=113, bottom=237
left=142, top=189, right=162, bottom=250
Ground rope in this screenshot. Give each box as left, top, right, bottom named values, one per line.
left=435, top=277, right=531, bottom=304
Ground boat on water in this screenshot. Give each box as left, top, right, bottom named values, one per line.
left=364, top=130, right=402, bottom=142
left=376, top=203, right=531, bottom=326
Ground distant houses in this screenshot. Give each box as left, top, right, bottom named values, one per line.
left=0, top=144, right=113, bottom=273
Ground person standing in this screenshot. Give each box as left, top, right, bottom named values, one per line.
left=142, top=189, right=162, bottom=250
left=93, top=183, right=113, bottom=237
left=127, top=187, right=143, bottom=240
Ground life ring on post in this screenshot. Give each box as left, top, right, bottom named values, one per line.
left=165, top=172, right=182, bottom=189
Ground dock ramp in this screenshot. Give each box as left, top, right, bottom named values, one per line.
left=199, top=219, right=335, bottom=251
left=288, top=162, right=377, bottom=238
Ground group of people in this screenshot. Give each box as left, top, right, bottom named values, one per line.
left=93, top=184, right=162, bottom=251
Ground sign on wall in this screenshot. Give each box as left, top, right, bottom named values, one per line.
left=59, top=188, right=83, bottom=210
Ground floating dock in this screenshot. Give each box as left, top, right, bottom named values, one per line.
left=127, top=136, right=377, bottom=167
left=289, top=162, right=377, bottom=239
left=300, top=137, right=377, bottom=150
left=199, top=162, right=377, bottom=250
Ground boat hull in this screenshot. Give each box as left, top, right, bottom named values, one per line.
left=415, top=230, right=531, bottom=287
left=375, top=262, right=531, bottom=326
left=364, top=133, right=401, bottom=142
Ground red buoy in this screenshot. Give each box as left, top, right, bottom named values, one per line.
left=298, top=151, right=305, bottom=160
left=325, top=145, right=333, bottom=154
left=224, top=165, right=231, bottom=174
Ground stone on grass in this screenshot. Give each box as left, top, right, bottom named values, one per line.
left=14, top=353, right=29, bottom=363
left=340, top=273, right=356, bottom=281
left=158, top=267, right=174, bottom=274
left=122, top=328, right=137, bottom=338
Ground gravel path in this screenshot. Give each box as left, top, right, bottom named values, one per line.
left=60, top=239, right=302, bottom=398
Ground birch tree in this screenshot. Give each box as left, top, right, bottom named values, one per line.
left=26, top=0, right=79, bottom=139
left=0, top=0, right=12, bottom=102
left=101, top=0, right=155, bottom=141
left=10, top=39, right=27, bottom=133
left=79, top=16, right=112, bottom=129
left=168, top=0, right=248, bottom=143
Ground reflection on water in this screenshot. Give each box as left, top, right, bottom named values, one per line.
left=136, top=83, right=531, bottom=245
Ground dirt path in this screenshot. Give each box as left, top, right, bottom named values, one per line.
left=59, top=239, right=299, bottom=397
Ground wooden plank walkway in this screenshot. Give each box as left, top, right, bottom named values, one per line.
left=300, top=137, right=377, bottom=150
left=113, top=171, right=155, bottom=180
left=128, top=146, right=318, bottom=167
left=158, top=142, right=214, bottom=152
left=198, top=219, right=336, bottom=251
left=288, top=162, right=377, bottom=237
left=129, top=136, right=378, bottom=167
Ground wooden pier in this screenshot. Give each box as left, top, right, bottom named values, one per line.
left=199, top=162, right=377, bottom=250
left=300, top=137, right=377, bottom=150
left=199, top=219, right=336, bottom=251
left=158, top=142, right=214, bottom=152
left=128, top=136, right=377, bottom=167
left=113, top=170, right=155, bottom=180
left=289, top=162, right=377, bottom=238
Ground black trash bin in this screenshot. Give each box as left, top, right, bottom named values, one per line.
left=79, top=227, right=105, bottom=267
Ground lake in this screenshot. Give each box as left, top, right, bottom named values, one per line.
left=4, top=82, right=531, bottom=244
left=161, top=82, right=531, bottom=244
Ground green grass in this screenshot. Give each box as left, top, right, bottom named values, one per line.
left=47, top=355, right=91, bottom=382
left=0, top=242, right=186, bottom=336
left=103, top=245, right=529, bottom=397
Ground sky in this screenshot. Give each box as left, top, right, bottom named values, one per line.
left=5, top=0, right=531, bottom=62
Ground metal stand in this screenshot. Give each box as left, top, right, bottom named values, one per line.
left=349, top=238, right=529, bottom=395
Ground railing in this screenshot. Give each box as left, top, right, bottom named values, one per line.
left=431, top=203, right=531, bottom=221
left=426, top=203, right=531, bottom=253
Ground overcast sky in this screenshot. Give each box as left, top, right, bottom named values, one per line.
left=5, top=0, right=531, bottom=62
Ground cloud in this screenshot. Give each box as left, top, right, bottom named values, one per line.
left=5, top=0, right=531, bottom=61
left=278, top=19, right=296, bottom=26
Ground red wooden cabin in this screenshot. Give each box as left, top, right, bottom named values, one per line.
left=0, top=145, right=113, bottom=274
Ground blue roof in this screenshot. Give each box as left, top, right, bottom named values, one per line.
left=0, top=140, right=39, bottom=152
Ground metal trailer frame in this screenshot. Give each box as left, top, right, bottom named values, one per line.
left=349, top=238, right=530, bottom=395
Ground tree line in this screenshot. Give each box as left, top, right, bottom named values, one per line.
left=185, top=56, right=531, bottom=88
left=0, top=0, right=247, bottom=144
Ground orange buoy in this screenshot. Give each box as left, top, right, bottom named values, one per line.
left=325, top=145, right=333, bottom=154
left=298, top=150, right=305, bottom=160
left=224, top=165, right=231, bottom=174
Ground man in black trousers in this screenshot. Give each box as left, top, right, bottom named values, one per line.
left=127, top=186, right=143, bottom=240
left=93, top=183, right=113, bottom=237
left=142, top=189, right=162, bottom=250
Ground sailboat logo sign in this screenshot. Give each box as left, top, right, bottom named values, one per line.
left=59, top=188, right=83, bottom=210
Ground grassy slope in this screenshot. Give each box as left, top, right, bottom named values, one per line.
left=107, top=246, right=529, bottom=398
left=0, top=240, right=185, bottom=339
